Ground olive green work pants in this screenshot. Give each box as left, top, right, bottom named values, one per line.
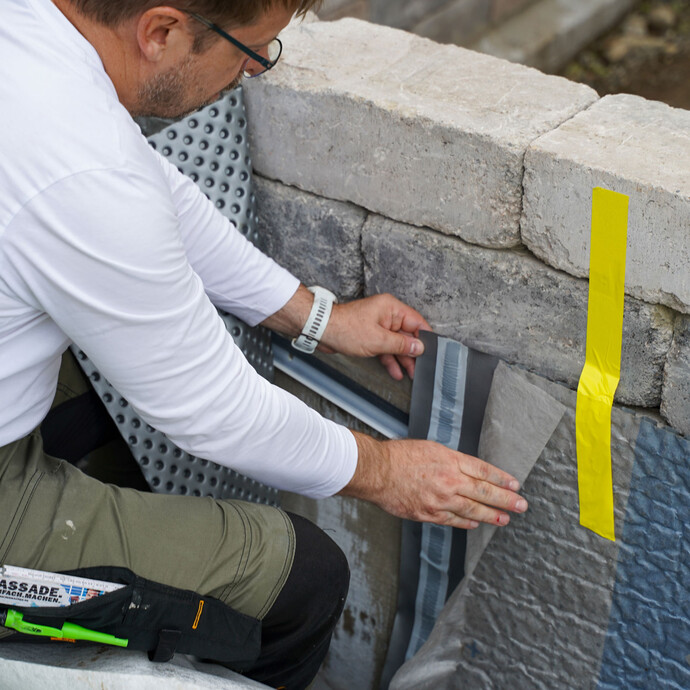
left=0, top=353, right=295, bottom=625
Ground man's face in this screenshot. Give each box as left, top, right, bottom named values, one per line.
left=133, top=6, right=293, bottom=119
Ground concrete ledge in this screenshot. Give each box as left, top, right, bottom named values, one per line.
left=0, top=643, right=267, bottom=689
left=522, top=94, right=690, bottom=315
left=362, top=214, right=674, bottom=407
left=245, top=18, right=598, bottom=249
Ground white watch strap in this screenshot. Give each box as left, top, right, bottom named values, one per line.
left=292, top=286, right=337, bottom=354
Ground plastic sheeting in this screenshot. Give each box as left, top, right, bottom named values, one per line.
left=390, top=360, right=566, bottom=690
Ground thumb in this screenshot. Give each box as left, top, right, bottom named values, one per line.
left=378, top=329, right=425, bottom=357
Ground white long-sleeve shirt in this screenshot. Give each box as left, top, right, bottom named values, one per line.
left=0, top=0, right=358, bottom=498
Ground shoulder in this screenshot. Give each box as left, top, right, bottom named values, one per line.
left=0, top=1, right=166, bottom=222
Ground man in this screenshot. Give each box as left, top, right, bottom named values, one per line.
left=0, top=1, right=527, bottom=687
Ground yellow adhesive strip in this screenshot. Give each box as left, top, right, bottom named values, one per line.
left=576, top=187, right=629, bottom=541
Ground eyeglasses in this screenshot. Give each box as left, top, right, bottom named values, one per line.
left=188, top=12, right=283, bottom=78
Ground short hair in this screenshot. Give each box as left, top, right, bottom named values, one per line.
left=69, top=1, right=322, bottom=29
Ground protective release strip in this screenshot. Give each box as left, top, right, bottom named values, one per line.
left=576, top=187, right=629, bottom=541
left=380, top=332, right=498, bottom=688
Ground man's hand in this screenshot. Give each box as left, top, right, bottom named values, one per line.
left=262, top=285, right=431, bottom=380
left=341, top=432, right=528, bottom=529
left=321, top=294, right=430, bottom=380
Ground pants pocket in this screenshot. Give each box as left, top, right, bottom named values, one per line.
left=0, top=470, right=44, bottom=564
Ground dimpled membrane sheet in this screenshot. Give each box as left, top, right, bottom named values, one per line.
left=147, top=89, right=259, bottom=245
left=71, top=87, right=279, bottom=505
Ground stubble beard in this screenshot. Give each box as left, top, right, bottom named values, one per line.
left=133, top=57, right=243, bottom=120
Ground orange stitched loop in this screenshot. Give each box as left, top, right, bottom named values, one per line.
left=192, top=600, right=204, bottom=630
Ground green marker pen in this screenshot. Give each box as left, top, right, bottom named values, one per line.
left=0, top=608, right=128, bottom=647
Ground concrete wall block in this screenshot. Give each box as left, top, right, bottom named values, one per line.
left=411, top=0, right=491, bottom=46
left=661, top=315, right=690, bottom=436
left=244, top=18, right=598, bottom=249
left=254, top=176, right=366, bottom=300
left=522, top=94, right=690, bottom=315
left=362, top=215, right=675, bottom=406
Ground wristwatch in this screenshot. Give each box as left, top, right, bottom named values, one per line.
left=291, top=286, right=338, bottom=354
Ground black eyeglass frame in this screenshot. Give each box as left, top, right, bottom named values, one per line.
left=187, top=12, right=282, bottom=77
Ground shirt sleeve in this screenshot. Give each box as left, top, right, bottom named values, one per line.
left=4, top=166, right=357, bottom=498
left=152, top=149, right=300, bottom=326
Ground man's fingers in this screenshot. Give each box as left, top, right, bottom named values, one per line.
left=398, top=354, right=416, bottom=379
left=433, top=512, right=480, bottom=530
left=379, top=353, right=404, bottom=381
left=459, top=453, right=522, bottom=492
left=424, top=494, right=513, bottom=528
left=379, top=352, right=417, bottom=381
left=382, top=295, right=431, bottom=336
left=376, top=328, right=424, bottom=358
left=450, top=491, right=523, bottom=525
left=459, top=476, right=528, bottom=514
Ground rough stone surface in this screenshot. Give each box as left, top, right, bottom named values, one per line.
left=244, top=18, right=597, bottom=248
left=472, top=0, right=636, bottom=72
left=412, top=0, right=490, bottom=46
left=0, top=644, right=266, bottom=689
left=522, top=94, right=690, bottom=315
left=661, top=315, right=690, bottom=436
left=362, top=215, right=674, bottom=406
left=254, top=176, right=366, bottom=300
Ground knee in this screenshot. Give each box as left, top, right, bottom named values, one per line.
left=262, top=512, right=350, bottom=633
left=287, top=512, right=350, bottom=611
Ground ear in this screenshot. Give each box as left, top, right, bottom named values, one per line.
left=136, top=6, right=194, bottom=63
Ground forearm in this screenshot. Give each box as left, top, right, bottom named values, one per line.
left=338, top=431, right=391, bottom=503
left=260, top=283, right=313, bottom=337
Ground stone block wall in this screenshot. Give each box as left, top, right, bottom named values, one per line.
left=244, top=14, right=690, bottom=690
left=245, top=16, right=690, bottom=433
